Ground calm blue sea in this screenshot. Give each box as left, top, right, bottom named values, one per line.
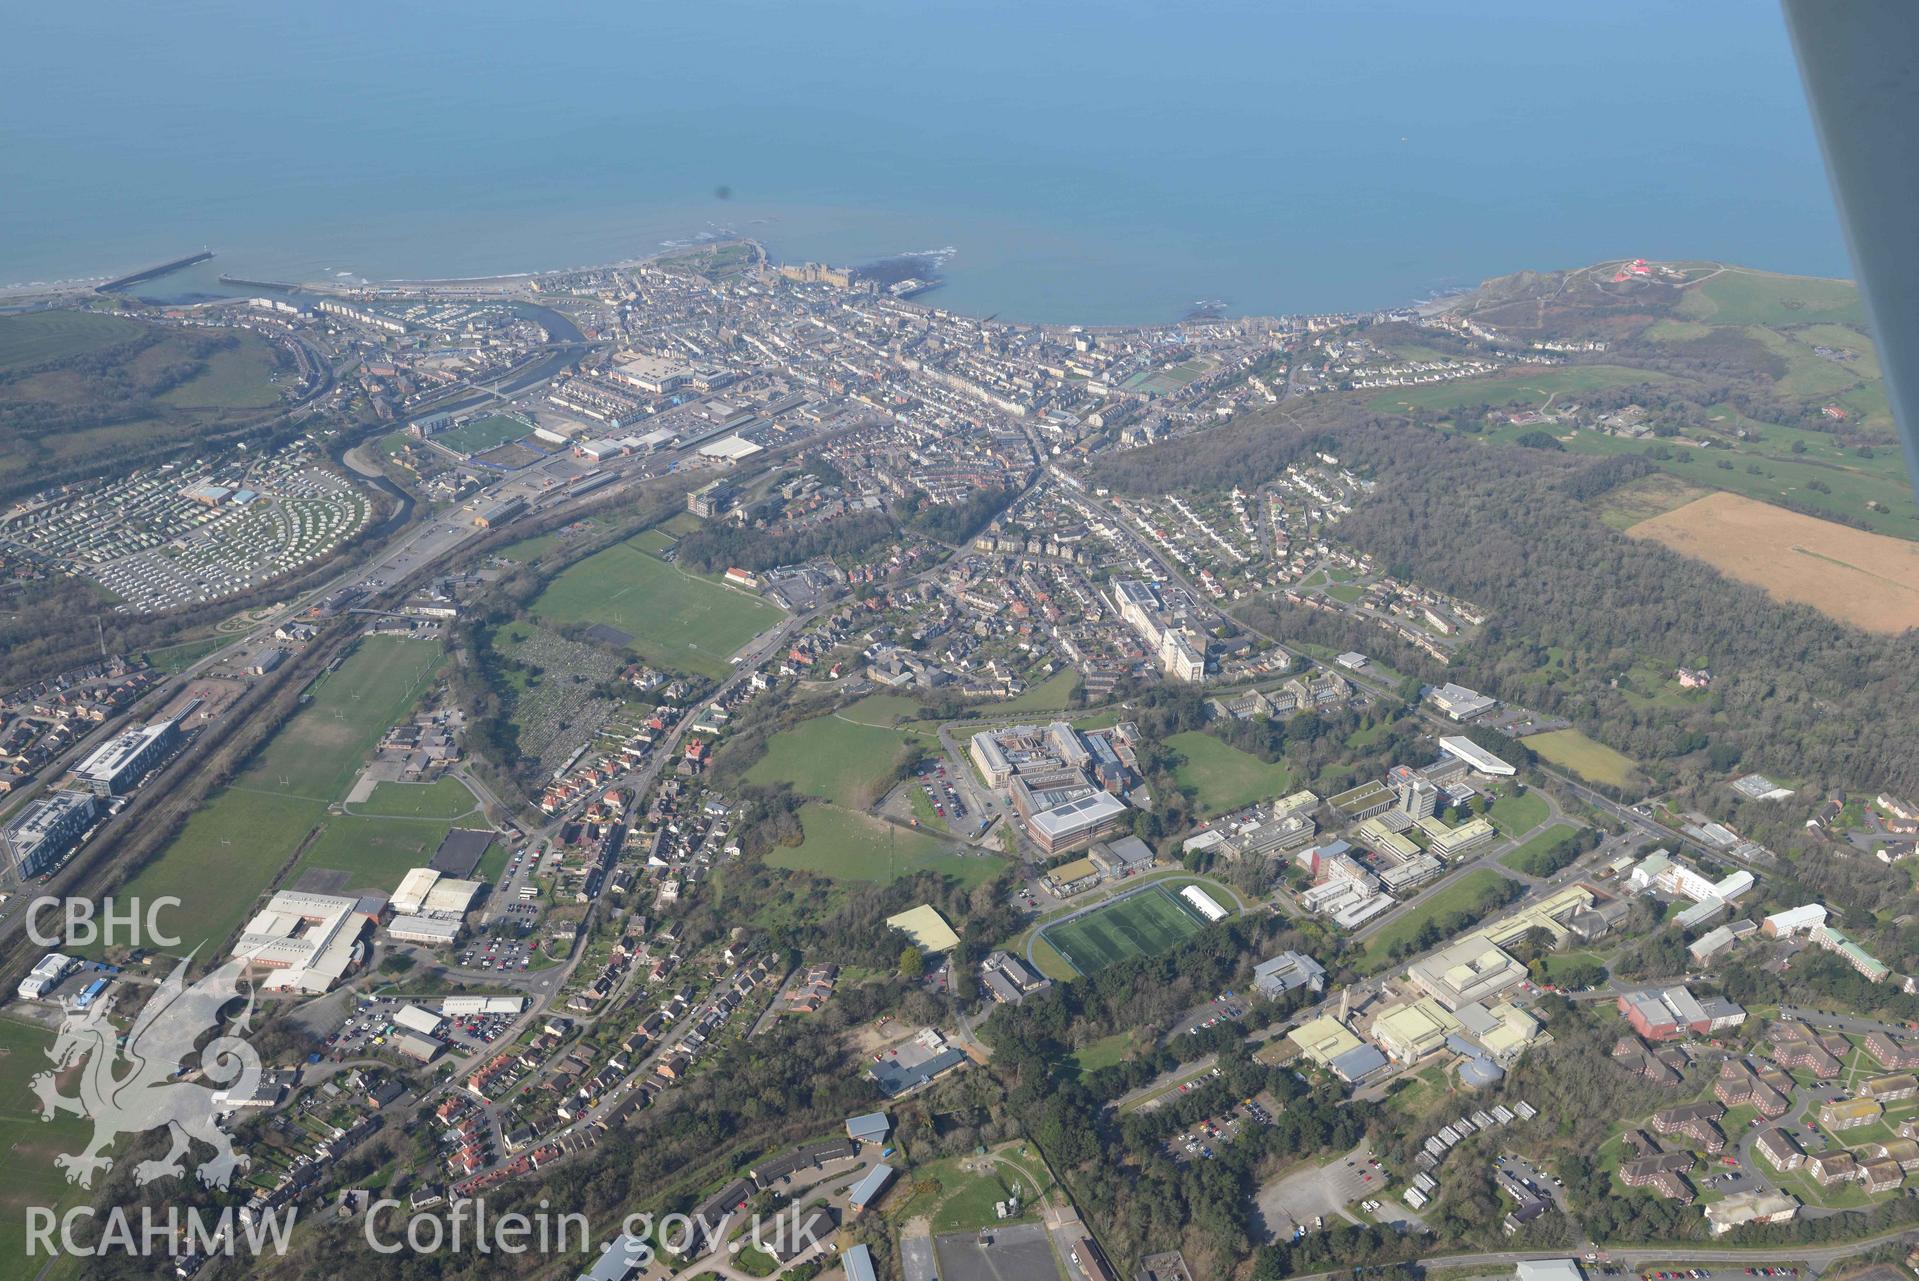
left=2, top=0, right=1847, bottom=324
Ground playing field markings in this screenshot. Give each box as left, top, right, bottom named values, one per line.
left=1041, top=886, right=1209, bottom=975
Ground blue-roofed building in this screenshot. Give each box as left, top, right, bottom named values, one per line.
left=575, top=1234, right=651, bottom=1281
left=869, top=1046, right=968, bottom=1097
left=1329, top=1044, right=1390, bottom=1083
left=848, top=1163, right=896, bottom=1214
left=1446, top=1034, right=1507, bottom=1088
left=845, top=1112, right=892, bottom=1145
left=842, top=1242, right=878, bottom=1281
left=1457, top=1055, right=1505, bottom=1088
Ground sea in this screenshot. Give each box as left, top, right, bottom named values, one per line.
left=2, top=0, right=1849, bottom=326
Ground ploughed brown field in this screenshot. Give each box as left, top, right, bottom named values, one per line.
left=1629, top=490, right=1919, bottom=633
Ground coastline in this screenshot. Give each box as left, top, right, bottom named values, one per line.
left=0, top=237, right=1846, bottom=331
left=0, top=236, right=1370, bottom=326
left=0, top=238, right=709, bottom=306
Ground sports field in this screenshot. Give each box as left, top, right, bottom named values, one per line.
left=1525, top=729, right=1642, bottom=790
left=114, top=637, right=442, bottom=950
left=241, top=637, right=442, bottom=800
left=436, top=412, right=533, bottom=454
left=744, top=713, right=912, bottom=808
left=349, top=777, right=481, bottom=820
left=0, top=1017, right=101, bottom=1267
left=1629, top=491, right=1919, bottom=633
left=1040, top=886, right=1207, bottom=975
left=764, top=803, right=1002, bottom=888
left=531, top=538, right=784, bottom=678
left=290, top=812, right=470, bottom=895
left=1166, top=731, right=1293, bottom=815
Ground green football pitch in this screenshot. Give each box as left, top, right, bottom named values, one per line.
left=1040, top=887, right=1208, bottom=974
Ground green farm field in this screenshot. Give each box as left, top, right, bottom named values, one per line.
left=1740, top=326, right=1865, bottom=400
left=1166, top=731, right=1293, bottom=816
left=146, top=633, right=229, bottom=673
left=837, top=693, right=927, bottom=727
left=1068, top=1031, right=1138, bottom=1075
left=0, top=312, right=288, bottom=485
left=0, top=310, right=144, bottom=373
left=765, top=803, right=1002, bottom=888
left=1674, top=267, right=1864, bottom=328
left=1496, top=418, right=1919, bottom=536
left=1554, top=268, right=1915, bottom=535
left=1392, top=271, right=1913, bottom=534
left=1592, top=473, right=1713, bottom=531
left=660, top=510, right=705, bottom=537
left=156, top=334, right=284, bottom=409
left=496, top=517, right=608, bottom=564
left=114, top=637, right=442, bottom=950
left=531, top=538, right=784, bottom=678
left=1040, top=886, right=1207, bottom=975
left=744, top=713, right=913, bottom=808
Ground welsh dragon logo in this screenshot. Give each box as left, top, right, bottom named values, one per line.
left=31, top=950, right=262, bottom=1189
